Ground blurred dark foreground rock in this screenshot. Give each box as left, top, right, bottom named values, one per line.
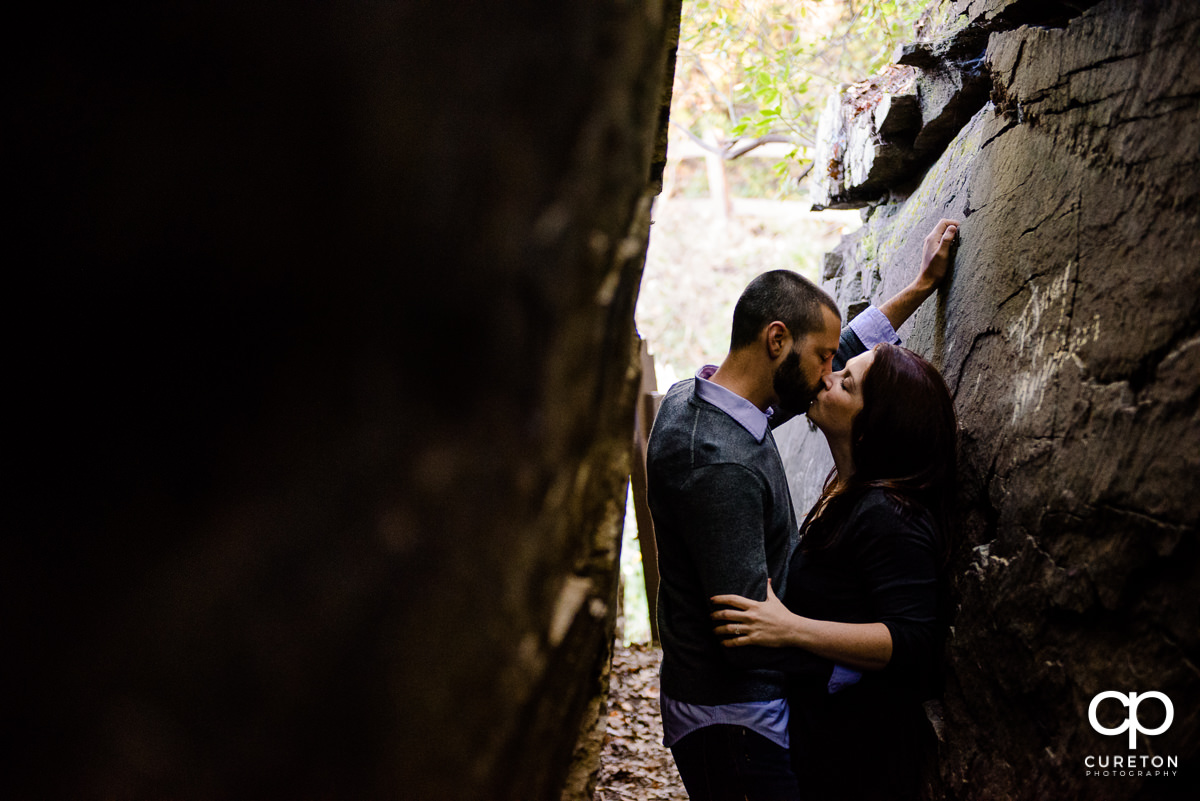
left=4, top=3, right=681, bottom=798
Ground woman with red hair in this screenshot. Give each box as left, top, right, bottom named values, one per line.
left=712, top=342, right=958, bottom=801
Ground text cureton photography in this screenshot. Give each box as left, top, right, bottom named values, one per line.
left=1084, top=691, right=1181, bottom=780
left=1084, top=754, right=1179, bottom=778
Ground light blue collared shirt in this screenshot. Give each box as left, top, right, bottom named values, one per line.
left=848, top=304, right=902, bottom=348
left=693, top=363, right=772, bottom=441
left=661, top=694, right=791, bottom=749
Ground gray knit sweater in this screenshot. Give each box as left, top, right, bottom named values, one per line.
left=647, top=379, right=798, bottom=705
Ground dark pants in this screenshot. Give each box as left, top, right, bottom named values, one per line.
left=670, top=724, right=801, bottom=801
left=789, top=679, right=929, bottom=801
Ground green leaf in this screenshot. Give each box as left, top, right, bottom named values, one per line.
left=757, top=87, right=780, bottom=105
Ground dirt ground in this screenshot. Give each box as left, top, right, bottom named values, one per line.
left=594, top=644, right=687, bottom=801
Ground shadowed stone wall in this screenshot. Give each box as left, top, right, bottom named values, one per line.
left=5, top=2, right=681, bottom=798
left=776, top=1, right=1198, bottom=798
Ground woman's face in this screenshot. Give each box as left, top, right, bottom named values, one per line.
left=808, top=349, right=874, bottom=442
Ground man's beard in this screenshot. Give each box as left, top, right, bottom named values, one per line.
left=773, top=349, right=821, bottom=415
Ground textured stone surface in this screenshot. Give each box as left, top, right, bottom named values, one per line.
left=4, top=2, right=681, bottom=798
left=779, top=1, right=1199, bottom=798
left=814, top=0, right=1107, bottom=209
left=811, top=67, right=924, bottom=209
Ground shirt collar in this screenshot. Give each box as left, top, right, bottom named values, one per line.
left=693, top=365, right=772, bottom=442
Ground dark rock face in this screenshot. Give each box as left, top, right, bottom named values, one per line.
left=778, top=1, right=1199, bottom=798
left=4, top=2, right=681, bottom=798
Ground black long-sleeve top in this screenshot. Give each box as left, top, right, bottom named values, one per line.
left=785, top=487, right=944, bottom=694
left=783, top=489, right=945, bottom=800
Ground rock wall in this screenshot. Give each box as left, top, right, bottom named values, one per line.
left=4, top=3, right=681, bottom=798
left=776, top=1, right=1199, bottom=798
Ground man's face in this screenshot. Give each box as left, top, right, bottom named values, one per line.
left=772, top=306, right=841, bottom=415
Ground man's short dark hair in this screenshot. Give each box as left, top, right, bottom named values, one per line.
left=729, top=270, right=840, bottom=351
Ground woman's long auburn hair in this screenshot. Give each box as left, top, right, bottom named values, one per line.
left=799, top=343, right=958, bottom=564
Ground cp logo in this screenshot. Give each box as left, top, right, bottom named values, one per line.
left=1088, top=691, right=1174, bottom=749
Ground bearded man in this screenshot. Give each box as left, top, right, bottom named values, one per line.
left=646, top=219, right=958, bottom=801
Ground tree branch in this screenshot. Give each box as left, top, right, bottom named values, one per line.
left=694, top=55, right=737, bottom=123
left=670, top=122, right=798, bottom=161
left=671, top=122, right=808, bottom=163
left=725, top=133, right=793, bottom=159
left=670, top=120, right=726, bottom=156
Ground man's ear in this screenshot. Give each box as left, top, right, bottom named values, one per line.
left=764, top=321, right=790, bottom=360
